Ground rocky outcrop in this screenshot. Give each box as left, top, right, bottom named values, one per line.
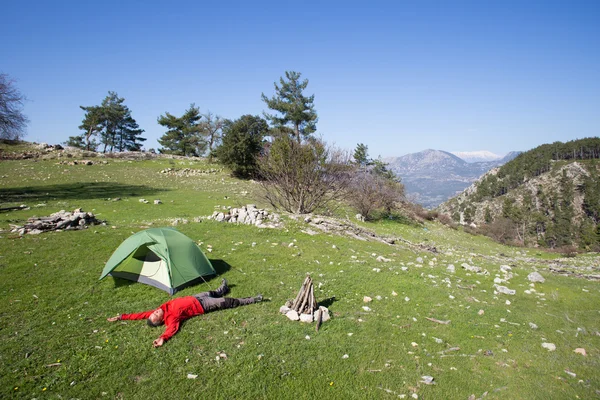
left=438, top=162, right=593, bottom=227
left=207, top=204, right=281, bottom=228
left=159, top=167, right=222, bottom=177
left=10, top=208, right=105, bottom=235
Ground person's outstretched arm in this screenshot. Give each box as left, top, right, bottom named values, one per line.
left=107, top=310, right=154, bottom=322
left=152, top=318, right=181, bottom=347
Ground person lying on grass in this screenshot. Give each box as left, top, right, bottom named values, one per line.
left=107, top=279, right=262, bottom=347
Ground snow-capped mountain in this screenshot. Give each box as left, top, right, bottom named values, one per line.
left=384, top=149, right=520, bottom=208
left=450, top=150, right=502, bottom=163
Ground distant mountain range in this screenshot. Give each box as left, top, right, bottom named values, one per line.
left=384, top=150, right=520, bottom=208
left=449, top=150, right=503, bottom=163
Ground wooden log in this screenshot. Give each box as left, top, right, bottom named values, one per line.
left=298, top=280, right=312, bottom=313
left=291, top=276, right=309, bottom=310
left=300, top=276, right=313, bottom=314
left=315, top=308, right=322, bottom=332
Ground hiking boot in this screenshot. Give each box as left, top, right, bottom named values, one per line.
left=215, top=279, right=230, bottom=297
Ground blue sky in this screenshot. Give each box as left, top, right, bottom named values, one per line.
left=2, top=0, right=598, bottom=158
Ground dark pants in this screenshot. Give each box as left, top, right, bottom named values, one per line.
left=193, top=291, right=256, bottom=313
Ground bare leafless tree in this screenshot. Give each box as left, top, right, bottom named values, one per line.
left=258, top=136, right=352, bottom=214
left=200, top=111, right=224, bottom=163
left=0, top=73, right=29, bottom=140
left=347, top=170, right=383, bottom=220
left=347, top=170, right=405, bottom=220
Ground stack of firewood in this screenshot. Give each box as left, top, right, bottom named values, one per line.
left=280, top=274, right=330, bottom=330
left=291, top=275, right=317, bottom=315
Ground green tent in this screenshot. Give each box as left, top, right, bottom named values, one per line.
left=100, top=227, right=215, bottom=294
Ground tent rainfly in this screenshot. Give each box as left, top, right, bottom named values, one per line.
left=99, top=227, right=215, bottom=294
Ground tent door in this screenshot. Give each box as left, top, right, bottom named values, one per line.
left=137, top=251, right=171, bottom=288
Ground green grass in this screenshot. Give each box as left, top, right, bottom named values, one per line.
left=1, top=150, right=599, bottom=399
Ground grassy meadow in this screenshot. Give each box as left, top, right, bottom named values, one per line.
left=1, top=148, right=599, bottom=399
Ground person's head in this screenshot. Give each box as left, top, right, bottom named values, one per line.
left=147, top=308, right=164, bottom=327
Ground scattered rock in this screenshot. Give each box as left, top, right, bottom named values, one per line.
left=527, top=272, right=545, bottom=283
left=300, top=313, right=314, bottom=323
left=529, top=322, right=538, bottom=329
left=500, top=265, right=512, bottom=272
left=279, top=305, right=291, bottom=314
left=541, top=343, right=556, bottom=351
left=153, top=199, right=162, bottom=205
left=363, top=296, right=372, bottom=303
left=495, top=285, right=516, bottom=295
left=574, top=348, right=586, bottom=356
left=420, top=375, right=435, bottom=385
left=462, top=263, right=482, bottom=273
left=320, top=307, right=331, bottom=322
left=286, top=310, right=300, bottom=321
left=564, top=369, right=576, bottom=378
left=447, top=264, right=455, bottom=273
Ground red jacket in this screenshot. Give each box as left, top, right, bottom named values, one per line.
left=120, top=296, right=205, bottom=341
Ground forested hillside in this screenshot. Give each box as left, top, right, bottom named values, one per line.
left=438, top=138, right=600, bottom=250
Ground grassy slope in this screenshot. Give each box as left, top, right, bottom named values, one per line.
left=0, top=153, right=598, bottom=399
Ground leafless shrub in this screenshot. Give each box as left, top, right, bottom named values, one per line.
left=550, top=245, right=579, bottom=258
left=479, top=217, right=518, bottom=244
left=258, top=136, right=352, bottom=214
left=347, top=170, right=405, bottom=221
left=437, top=213, right=456, bottom=228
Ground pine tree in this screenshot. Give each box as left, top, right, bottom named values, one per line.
left=582, top=175, right=600, bottom=223
left=64, top=135, right=90, bottom=150
left=554, top=170, right=574, bottom=246
left=99, top=92, right=127, bottom=153
left=78, top=105, right=103, bottom=151
left=116, top=111, right=145, bottom=151
left=76, top=92, right=145, bottom=153
left=463, top=206, right=474, bottom=224
left=353, top=143, right=371, bottom=168
left=579, top=218, right=600, bottom=251
left=484, top=206, right=493, bottom=224
left=261, top=71, right=317, bottom=143
left=157, top=104, right=204, bottom=156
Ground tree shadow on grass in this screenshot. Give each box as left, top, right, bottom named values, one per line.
left=0, top=182, right=169, bottom=203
